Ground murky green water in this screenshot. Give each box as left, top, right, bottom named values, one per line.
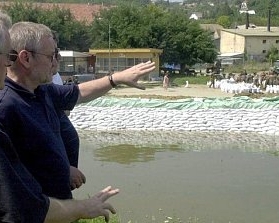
left=73, top=131, right=279, bottom=223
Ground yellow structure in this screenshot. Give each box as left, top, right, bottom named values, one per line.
left=89, top=48, right=163, bottom=80
left=220, top=27, right=279, bottom=61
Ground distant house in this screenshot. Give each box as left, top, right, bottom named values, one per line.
left=189, top=12, right=202, bottom=20
left=89, top=48, right=163, bottom=80
left=220, top=26, right=279, bottom=62
left=58, top=50, right=94, bottom=78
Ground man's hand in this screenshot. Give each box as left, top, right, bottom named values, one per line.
left=45, top=186, right=119, bottom=223
left=80, top=186, right=120, bottom=222
left=77, top=61, right=155, bottom=104
left=70, top=166, right=86, bottom=190
left=113, top=61, right=156, bottom=89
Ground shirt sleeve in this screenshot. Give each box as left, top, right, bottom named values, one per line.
left=45, top=83, right=79, bottom=111
left=0, top=129, right=49, bottom=223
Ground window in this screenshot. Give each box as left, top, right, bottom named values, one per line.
left=262, top=50, right=266, bottom=53
left=127, top=58, right=134, bottom=67
left=263, top=40, right=266, bottom=44
left=110, top=58, right=117, bottom=71
left=95, top=55, right=153, bottom=74
left=75, top=57, right=88, bottom=74
left=118, top=58, right=126, bottom=71
left=276, top=40, right=279, bottom=44
left=59, top=57, right=74, bottom=72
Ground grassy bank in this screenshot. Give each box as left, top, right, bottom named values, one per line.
left=77, top=217, right=118, bottom=223
left=76, top=215, right=197, bottom=223
left=77, top=215, right=201, bottom=223
left=171, top=74, right=208, bottom=86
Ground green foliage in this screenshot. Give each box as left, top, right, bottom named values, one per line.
left=3, top=0, right=279, bottom=69
left=224, top=61, right=270, bottom=74
left=217, top=15, right=231, bottom=28
left=90, top=4, right=217, bottom=72
left=266, top=45, right=279, bottom=64
left=17, top=0, right=151, bottom=6
left=2, top=1, right=41, bottom=22
left=207, top=1, right=234, bottom=18
left=191, top=0, right=279, bottom=27
left=3, top=0, right=92, bottom=51
left=76, top=216, right=119, bottom=223
left=171, top=74, right=208, bottom=86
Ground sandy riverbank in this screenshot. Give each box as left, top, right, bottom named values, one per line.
left=107, top=84, right=234, bottom=99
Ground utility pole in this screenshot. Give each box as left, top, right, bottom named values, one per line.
left=239, top=1, right=255, bottom=29
left=267, top=2, right=271, bottom=32
left=108, top=22, right=111, bottom=72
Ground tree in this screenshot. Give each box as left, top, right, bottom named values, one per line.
left=90, top=4, right=217, bottom=73
left=266, top=45, right=279, bottom=65
left=3, top=1, right=92, bottom=51
left=217, top=15, right=231, bottom=28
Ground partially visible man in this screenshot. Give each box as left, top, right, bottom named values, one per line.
left=51, top=30, right=85, bottom=190
left=0, top=15, right=119, bottom=223
left=0, top=21, right=155, bottom=199
left=52, top=71, right=64, bottom=85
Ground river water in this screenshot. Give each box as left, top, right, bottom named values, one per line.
left=73, top=130, right=279, bottom=223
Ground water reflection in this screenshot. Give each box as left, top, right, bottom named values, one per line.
left=75, top=130, right=279, bottom=223
left=78, top=130, right=279, bottom=164
left=95, top=144, right=183, bottom=164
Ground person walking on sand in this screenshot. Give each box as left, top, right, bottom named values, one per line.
left=209, top=72, right=215, bottom=88
left=163, top=71, right=170, bottom=90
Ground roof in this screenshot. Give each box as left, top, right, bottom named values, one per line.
left=0, top=2, right=107, bottom=23
left=60, top=50, right=91, bottom=58
left=89, top=48, right=163, bottom=54
left=222, top=27, right=279, bottom=37
left=218, top=52, right=244, bottom=58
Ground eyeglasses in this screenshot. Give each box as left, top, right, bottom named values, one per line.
left=0, top=50, right=18, bottom=67
left=9, top=50, right=18, bottom=62
left=0, top=48, right=60, bottom=65
left=27, top=48, right=60, bottom=63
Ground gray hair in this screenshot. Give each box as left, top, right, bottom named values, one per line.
left=9, top=21, right=53, bottom=53
left=0, top=11, right=10, bottom=53
left=0, top=24, right=6, bottom=52
left=0, top=10, right=12, bottom=29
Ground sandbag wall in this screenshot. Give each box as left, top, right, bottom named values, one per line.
left=69, top=96, right=279, bottom=135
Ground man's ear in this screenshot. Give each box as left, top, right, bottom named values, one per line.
left=18, top=50, right=31, bottom=68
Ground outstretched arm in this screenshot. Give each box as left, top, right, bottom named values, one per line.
left=77, top=61, right=155, bottom=104
left=44, top=186, right=119, bottom=223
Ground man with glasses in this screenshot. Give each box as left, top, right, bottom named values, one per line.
left=0, top=21, right=155, bottom=200
left=1, top=15, right=119, bottom=223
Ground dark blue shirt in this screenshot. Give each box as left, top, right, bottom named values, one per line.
left=59, top=111, right=79, bottom=167
left=0, top=77, right=79, bottom=199
left=0, top=124, right=49, bottom=222
left=54, top=86, right=80, bottom=168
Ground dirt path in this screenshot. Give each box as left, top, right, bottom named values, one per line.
left=107, top=84, right=234, bottom=99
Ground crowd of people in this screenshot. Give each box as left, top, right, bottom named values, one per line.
left=208, top=70, right=279, bottom=94
left=0, top=11, right=155, bottom=222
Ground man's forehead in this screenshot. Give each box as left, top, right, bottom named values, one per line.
left=40, top=36, right=56, bottom=49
